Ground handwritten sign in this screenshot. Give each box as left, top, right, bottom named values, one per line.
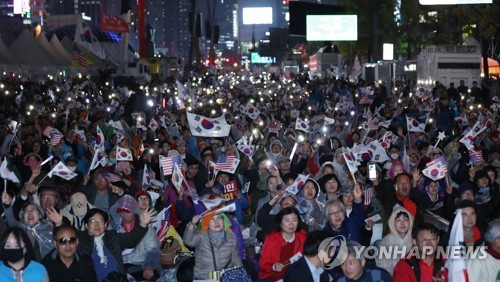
left=222, top=180, right=238, bottom=201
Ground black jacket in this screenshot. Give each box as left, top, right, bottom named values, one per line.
left=284, top=256, right=333, bottom=282
left=76, top=224, right=148, bottom=273
left=42, top=249, right=97, bottom=282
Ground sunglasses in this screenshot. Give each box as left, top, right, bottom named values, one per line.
left=57, top=237, right=77, bottom=245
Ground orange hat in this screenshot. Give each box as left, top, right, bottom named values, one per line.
left=200, top=213, right=214, bottom=231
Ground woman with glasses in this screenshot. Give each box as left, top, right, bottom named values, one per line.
left=257, top=192, right=308, bottom=241
left=259, top=207, right=307, bottom=281
left=76, top=207, right=156, bottom=282
left=183, top=213, right=242, bottom=280
left=0, top=227, right=48, bottom=281
left=2, top=200, right=63, bottom=260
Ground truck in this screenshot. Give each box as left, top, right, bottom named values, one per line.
left=112, top=59, right=152, bottom=86
left=417, top=45, right=481, bottom=88
left=308, top=47, right=343, bottom=78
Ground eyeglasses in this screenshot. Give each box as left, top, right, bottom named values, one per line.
left=280, top=201, right=295, bottom=207
left=328, top=210, right=344, bottom=217
left=24, top=208, right=39, bottom=214
left=41, top=194, right=56, bottom=200
left=57, top=237, right=77, bottom=245
left=433, top=152, right=442, bottom=156
left=88, top=219, right=105, bottom=226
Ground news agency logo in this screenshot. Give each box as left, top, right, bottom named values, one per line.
left=318, top=235, right=348, bottom=269
left=318, top=235, right=488, bottom=269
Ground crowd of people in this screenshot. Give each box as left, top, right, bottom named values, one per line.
left=0, top=70, right=499, bottom=282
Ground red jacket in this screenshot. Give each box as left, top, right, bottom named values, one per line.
left=259, top=229, right=307, bottom=281
left=393, top=257, right=448, bottom=282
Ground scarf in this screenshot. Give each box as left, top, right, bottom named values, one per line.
left=94, top=234, right=108, bottom=266
left=208, top=231, right=224, bottom=241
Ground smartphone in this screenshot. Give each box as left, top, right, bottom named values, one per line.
left=368, top=164, right=377, bottom=180
left=312, top=142, right=319, bottom=150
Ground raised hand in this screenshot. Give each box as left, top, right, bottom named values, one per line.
left=46, top=207, right=63, bottom=226
left=191, top=214, right=201, bottom=225
left=1, top=191, right=13, bottom=206
left=139, top=208, right=157, bottom=227
left=412, top=168, right=421, bottom=183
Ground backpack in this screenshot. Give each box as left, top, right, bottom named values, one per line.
left=160, top=236, right=181, bottom=266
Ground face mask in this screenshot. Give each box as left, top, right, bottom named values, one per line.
left=148, top=191, right=160, bottom=204
left=28, top=160, right=40, bottom=169
left=410, top=162, right=417, bottom=167
left=390, top=153, right=399, bottom=160
left=68, top=166, right=77, bottom=172
left=3, top=248, right=24, bottom=263
left=109, top=158, right=116, bottom=165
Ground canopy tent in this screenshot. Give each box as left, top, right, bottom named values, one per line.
left=481, top=57, right=500, bottom=75
left=50, top=35, right=72, bottom=63
left=38, top=33, right=70, bottom=66
left=9, top=29, right=58, bottom=67
left=0, top=37, right=15, bottom=64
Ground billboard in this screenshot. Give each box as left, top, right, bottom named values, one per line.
left=242, top=7, right=273, bottom=25
left=306, top=15, right=357, bottom=41
left=420, top=0, right=491, bottom=4
left=13, top=0, right=30, bottom=15
left=289, top=1, right=346, bottom=36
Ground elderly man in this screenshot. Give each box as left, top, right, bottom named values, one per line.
left=42, top=225, right=97, bottom=281
left=110, top=195, right=161, bottom=281
left=337, top=241, right=392, bottom=282
left=374, top=172, right=418, bottom=233
left=80, top=170, right=125, bottom=212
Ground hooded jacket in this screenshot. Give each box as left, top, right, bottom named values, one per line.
left=266, top=140, right=284, bottom=165
left=376, top=205, right=414, bottom=275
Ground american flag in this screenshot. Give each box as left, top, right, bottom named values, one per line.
left=159, top=155, right=181, bottom=176
left=48, top=130, right=63, bottom=146
left=72, top=49, right=88, bottom=68
left=363, top=187, right=375, bottom=206
left=102, top=171, right=122, bottom=183
left=156, top=206, right=172, bottom=240
left=42, top=126, right=53, bottom=138
left=215, top=155, right=236, bottom=171
left=469, top=149, right=484, bottom=165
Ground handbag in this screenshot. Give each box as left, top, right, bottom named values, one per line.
left=160, top=236, right=181, bottom=266
left=209, top=240, right=251, bottom=282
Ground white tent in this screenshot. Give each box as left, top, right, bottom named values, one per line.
left=0, top=37, right=14, bottom=64
left=50, top=35, right=72, bottom=63
left=60, top=36, right=73, bottom=54
left=9, top=29, right=57, bottom=67
left=38, top=33, right=69, bottom=66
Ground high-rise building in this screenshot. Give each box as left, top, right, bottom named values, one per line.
left=164, top=0, right=178, bottom=56
left=214, top=0, right=238, bottom=54
left=177, top=0, right=191, bottom=59
left=0, top=0, right=46, bottom=26
left=146, top=0, right=168, bottom=53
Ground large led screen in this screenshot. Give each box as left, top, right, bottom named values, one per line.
left=242, top=7, right=273, bottom=25
left=306, top=15, right=358, bottom=41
